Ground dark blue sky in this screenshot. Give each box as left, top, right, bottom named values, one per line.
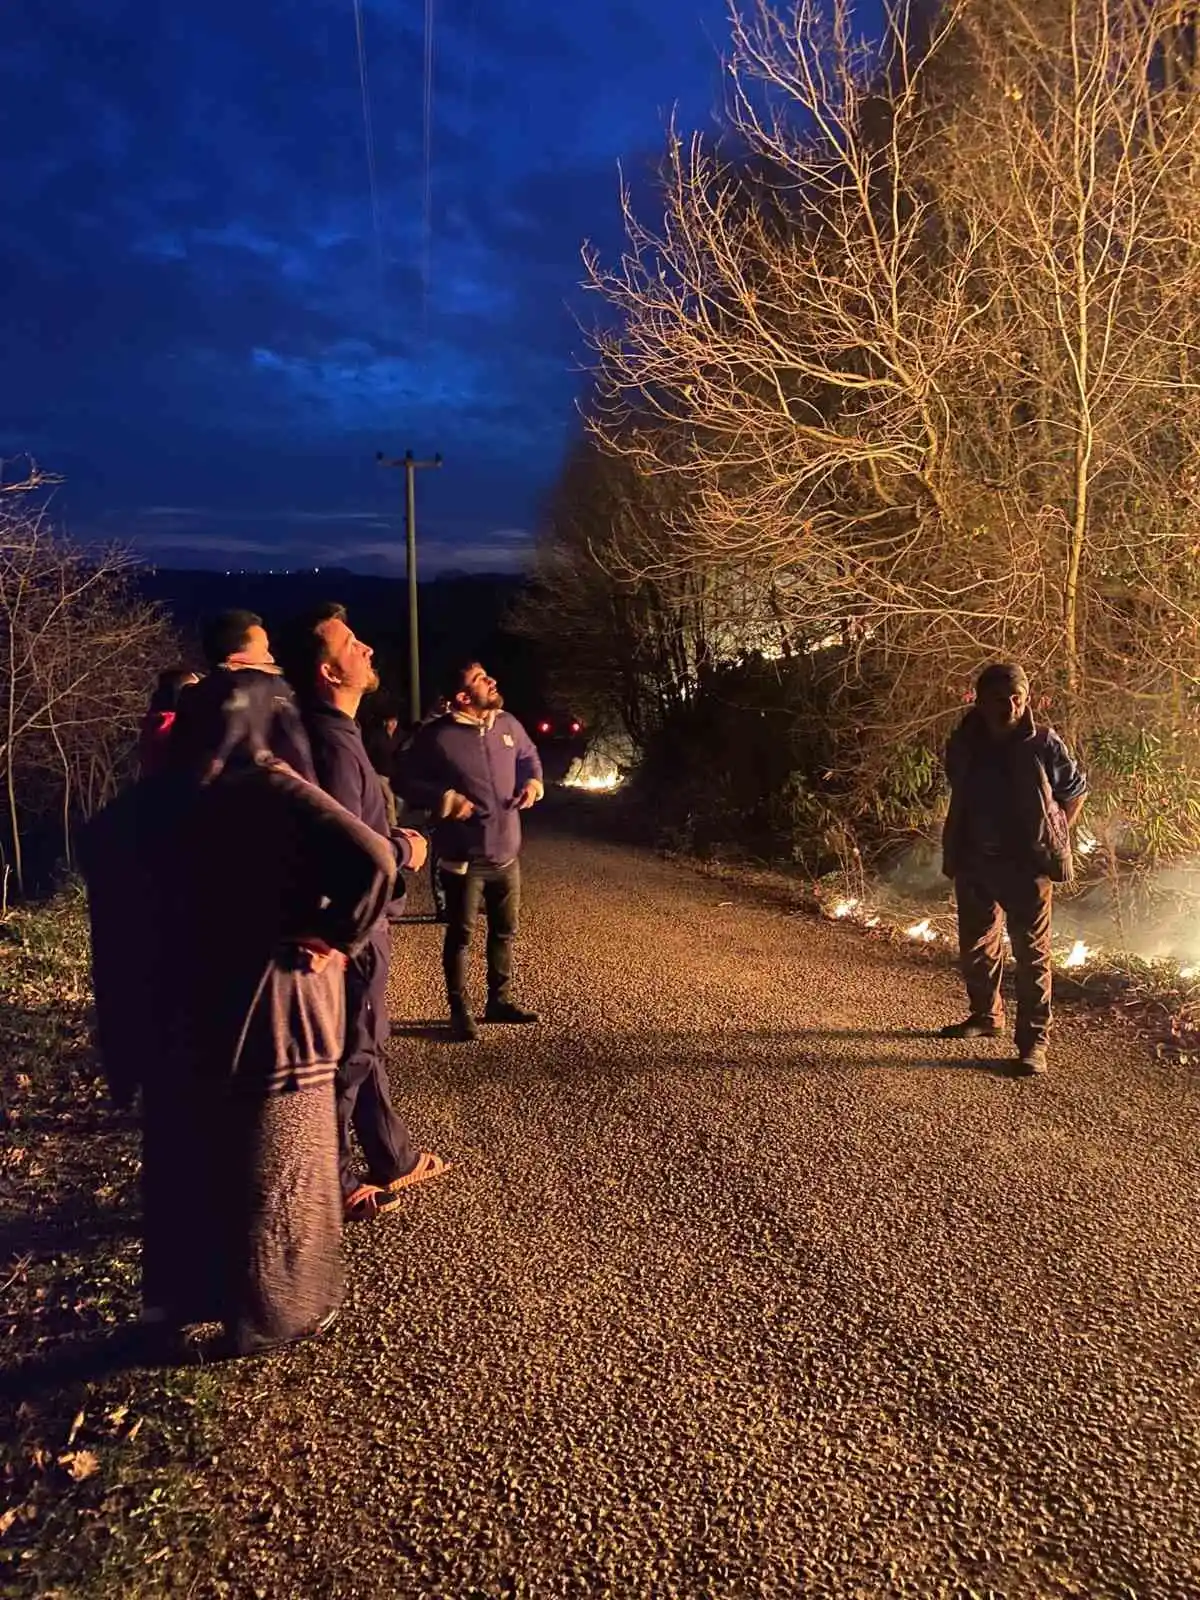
left=1, top=0, right=730, bottom=574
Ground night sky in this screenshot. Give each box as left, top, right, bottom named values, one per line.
left=1, top=0, right=730, bottom=575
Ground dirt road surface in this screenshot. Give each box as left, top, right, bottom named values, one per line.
left=199, top=824, right=1200, bottom=1599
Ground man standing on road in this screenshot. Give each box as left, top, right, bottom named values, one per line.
left=939, top=662, right=1088, bottom=1076
left=404, top=662, right=544, bottom=1042
left=278, top=603, right=449, bottom=1219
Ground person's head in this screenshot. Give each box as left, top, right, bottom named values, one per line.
left=383, top=714, right=399, bottom=738
left=166, top=672, right=279, bottom=782
left=446, top=661, right=502, bottom=718
left=148, top=667, right=201, bottom=714
left=974, top=662, right=1030, bottom=738
left=277, top=603, right=379, bottom=709
left=201, top=609, right=272, bottom=671
left=423, top=694, right=450, bottom=722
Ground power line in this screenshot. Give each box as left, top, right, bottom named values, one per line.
left=421, top=0, right=435, bottom=332
left=351, top=0, right=387, bottom=310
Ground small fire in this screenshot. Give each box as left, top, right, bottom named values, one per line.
left=831, top=898, right=859, bottom=919
left=562, top=769, right=621, bottom=792
left=1181, top=965, right=1197, bottom=981
left=906, top=918, right=937, bottom=943
left=1076, top=832, right=1098, bottom=857
left=1062, top=940, right=1090, bottom=969
left=864, top=915, right=880, bottom=928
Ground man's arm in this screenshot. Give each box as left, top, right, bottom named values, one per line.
left=312, top=730, right=366, bottom=822
left=1045, top=732, right=1088, bottom=823
left=402, top=727, right=475, bottom=821
left=512, top=718, right=544, bottom=808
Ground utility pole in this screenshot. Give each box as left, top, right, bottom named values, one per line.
left=376, top=449, right=442, bottom=725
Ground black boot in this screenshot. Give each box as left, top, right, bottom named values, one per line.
left=939, top=1015, right=1002, bottom=1040
left=449, top=1004, right=478, bottom=1043
left=483, top=1000, right=539, bottom=1025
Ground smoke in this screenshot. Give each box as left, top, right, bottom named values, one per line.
left=823, top=834, right=1200, bottom=972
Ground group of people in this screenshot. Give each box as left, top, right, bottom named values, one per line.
left=83, top=604, right=545, bottom=1359
left=83, top=629, right=1085, bottom=1358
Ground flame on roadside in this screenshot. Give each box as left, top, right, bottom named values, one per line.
left=906, top=918, right=937, bottom=943
left=562, top=769, right=621, bottom=792
left=831, top=898, right=859, bottom=919
left=1062, top=940, right=1090, bottom=969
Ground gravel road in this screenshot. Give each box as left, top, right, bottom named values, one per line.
left=201, top=824, right=1200, bottom=1600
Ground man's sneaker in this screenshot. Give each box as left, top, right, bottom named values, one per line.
left=483, top=1000, right=539, bottom=1025
left=449, top=1007, right=478, bottom=1043
left=939, top=1016, right=1002, bottom=1040
left=1014, top=1045, right=1049, bottom=1077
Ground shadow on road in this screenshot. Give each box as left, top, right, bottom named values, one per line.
left=391, top=1020, right=453, bottom=1042
left=0, top=1325, right=185, bottom=1401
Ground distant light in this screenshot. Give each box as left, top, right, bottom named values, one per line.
left=537, top=720, right=552, bottom=735
left=569, top=720, right=582, bottom=735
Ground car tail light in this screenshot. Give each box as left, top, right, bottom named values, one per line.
left=537, top=720, right=552, bottom=735
left=569, top=721, right=581, bottom=735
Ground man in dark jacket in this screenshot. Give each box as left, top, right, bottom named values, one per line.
left=278, top=604, right=449, bottom=1219
left=404, top=661, right=544, bottom=1041
left=939, top=662, right=1088, bottom=1076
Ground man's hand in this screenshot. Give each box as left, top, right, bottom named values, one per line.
left=295, top=939, right=346, bottom=976
left=516, top=780, right=542, bottom=811
left=394, top=827, right=429, bottom=872
left=444, top=791, right=476, bottom=822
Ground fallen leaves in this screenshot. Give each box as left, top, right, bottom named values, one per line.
left=56, top=1451, right=100, bottom=1483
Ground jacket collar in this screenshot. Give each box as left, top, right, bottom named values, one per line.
left=451, top=708, right=498, bottom=733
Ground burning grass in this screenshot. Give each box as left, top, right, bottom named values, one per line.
left=0, top=882, right=221, bottom=1595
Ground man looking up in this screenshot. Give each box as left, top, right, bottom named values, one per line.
left=278, top=603, right=449, bottom=1219
left=404, top=661, right=544, bottom=1042
left=939, top=662, right=1088, bottom=1077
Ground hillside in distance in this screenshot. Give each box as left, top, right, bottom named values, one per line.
left=135, top=567, right=544, bottom=722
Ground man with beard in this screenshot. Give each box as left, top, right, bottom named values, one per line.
left=404, top=661, right=544, bottom=1042
left=939, top=662, right=1088, bottom=1076
left=278, top=604, right=449, bottom=1220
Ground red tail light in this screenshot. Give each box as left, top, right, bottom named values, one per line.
left=569, top=720, right=581, bottom=735
left=537, top=720, right=552, bottom=735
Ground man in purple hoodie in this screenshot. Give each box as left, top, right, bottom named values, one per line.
left=404, top=660, right=544, bottom=1041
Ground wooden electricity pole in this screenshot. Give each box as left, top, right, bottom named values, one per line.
left=376, top=449, right=442, bottom=725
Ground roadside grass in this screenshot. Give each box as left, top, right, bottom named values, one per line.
left=0, top=882, right=223, bottom=1597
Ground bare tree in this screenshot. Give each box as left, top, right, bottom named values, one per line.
left=578, top=0, right=1200, bottom=850
left=0, top=500, right=175, bottom=891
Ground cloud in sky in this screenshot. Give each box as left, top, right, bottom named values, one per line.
left=0, top=0, right=731, bottom=574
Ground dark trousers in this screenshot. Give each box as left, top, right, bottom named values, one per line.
left=430, top=843, right=447, bottom=919
left=336, top=927, right=414, bottom=1198
left=441, top=859, right=520, bottom=1010
left=955, top=862, right=1054, bottom=1051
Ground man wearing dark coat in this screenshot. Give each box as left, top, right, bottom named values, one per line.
left=939, top=662, right=1088, bottom=1076
left=278, top=604, right=449, bottom=1221
left=81, top=672, right=396, bottom=1356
